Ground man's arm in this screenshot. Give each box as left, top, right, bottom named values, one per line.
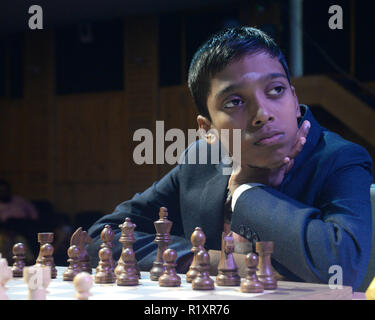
left=230, top=144, right=373, bottom=290
left=87, top=164, right=192, bottom=271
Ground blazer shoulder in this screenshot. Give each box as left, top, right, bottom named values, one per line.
left=320, top=129, right=373, bottom=167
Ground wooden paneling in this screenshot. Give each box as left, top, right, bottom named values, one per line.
left=55, top=91, right=127, bottom=183
left=158, top=85, right=198, bottom=177
left=55, top=182, right=129, bottom=220
left=124, top=16, right=159, bottom=194
left=293, top=75, right=375, bottom=148
left=0, top=31, right=54, bottom=200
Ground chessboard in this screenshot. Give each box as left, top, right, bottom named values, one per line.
left=6, top=267, right=353, bottom=300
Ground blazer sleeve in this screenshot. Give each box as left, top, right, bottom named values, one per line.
left=230, top=144, right=373, bottom=290
left=86, top=164, right=192, bottom=271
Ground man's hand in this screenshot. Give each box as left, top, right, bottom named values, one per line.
left=228, top=120, right=311, bottom=195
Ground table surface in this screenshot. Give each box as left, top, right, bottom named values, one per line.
left=5, top=266, right=360, bottom=300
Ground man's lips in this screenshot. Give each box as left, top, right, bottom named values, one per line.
left=254, top=132, right=285, bottom=146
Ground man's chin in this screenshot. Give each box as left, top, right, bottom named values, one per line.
left=243, top=155, right=287, bottom=169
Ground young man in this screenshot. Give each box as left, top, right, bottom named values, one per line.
left=87, top=27, right=373, bottom=290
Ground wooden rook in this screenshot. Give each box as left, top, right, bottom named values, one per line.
left=63, top=245, right=81, bottom=281
left=241, top=252, right=264, bottom=293
left=11, top=242, right=26, bottom=278
left=186, top=227, right=206, bottom=283
left=116, top=247, right=139, bottom=286
left=36, top=233, right=57, bottom=278
left=159, top=249, right=181, bottom=287
left=256, top=241, right=277, bottom=290
left=115, top=217, right=140, bottom=279
left=216, top=232, right=241, bottom=286
left=150, top=207, right=172, bottom=281
left=70, top=227, right=93, bottom=274
left=192, top=249, right=215, bottom=290
left=100, top=225, right=116, bottom=272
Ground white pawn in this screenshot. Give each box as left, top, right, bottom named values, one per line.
left=74, top=272, right=93, bottom=300
left=23, top=265, right=51, bottom=300
left=0, top=258, right=12, bottom=300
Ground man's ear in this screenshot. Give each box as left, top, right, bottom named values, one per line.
left=290, top=85, right=301, bottom=118
left=197, top=115, right=218, bottom=145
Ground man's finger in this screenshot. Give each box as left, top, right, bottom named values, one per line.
left=289, top=121, right=310, bottom=159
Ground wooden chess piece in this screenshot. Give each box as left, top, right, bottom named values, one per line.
left=186, top=227, right=206, bottom=283
left=241, top=252, right=264, bottom=293
left=115, top=217, right=140, bottom=279
left=100, top=225, right=116, bottom=272
left=70, top=227, right=93, bottom=274
left=216, top=232, right=241, bottom=286
left=192, top=249, right=215, bottom=290
left=11, top=242, right=26, bottom=278
left=74, top=272, right=93, bottom=300
left=159, top=249, right=181, bottom=287
left=0, top=257, right=12, bottom=300
left=94, top=246, right=116, bottom=284
left=36, top=233, right=57, bottom=278
left=150, top=207, right=172, bottom=281
left=256, top=241, right=277, bottom=290
left=23, top=265, right=51, bottom=300
left=116, top=247, right=139, bottom=286
left=63, top=245, right=81, bottom=281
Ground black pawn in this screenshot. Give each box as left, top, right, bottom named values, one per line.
left=116, top=248, right=139, bottom=286
left=11, top=243, right=26, bottom=277
left=241, top=252, right=264, bottom=293
left=159, top=249, right=181, bottom=287
left=192, top=250, right=214, bottom=290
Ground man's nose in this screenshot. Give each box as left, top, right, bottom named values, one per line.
left=251, top=103, right=274, bottom=127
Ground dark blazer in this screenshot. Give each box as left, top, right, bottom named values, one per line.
left=87, top=105, right=373, bottom=290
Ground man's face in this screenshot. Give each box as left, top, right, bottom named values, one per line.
left=201, top=52, right=301, bottom=169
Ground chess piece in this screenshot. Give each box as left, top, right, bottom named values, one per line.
left=0, top=257, right=12, bottom=300
left=241, top=252, right=264, bottom=293
left=216, top=232, right=241, bottom=286
left=23, top=265, right=51, bottom=300
left=94, top=246, right=116, bottom=284
left=11, top=242, right=26, bottom=278
left=36, top=233, right=57, bottom=278
left=256, top=241, right=277, bottom=290
left=186, top=227, right=206, bottom=283
left=70, top=227, right=93, bottom=274
left=116, top=247, right=139, bottom=286
left=115, top=217, right=140, bottom=279
left=100, top=225, right=116, bottom=271
left=192, top=249, right=215, bottom=290
left=159, top=249, right=181, bottom=287
left=150, top=207, right=172, bottom=281
left=74, top=272, right=93, bottom=300
left=63, top=245, right=81, bottom=281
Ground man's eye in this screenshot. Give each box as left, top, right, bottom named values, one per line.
left=268, top=86, right=285, bottom=96
left=223, top=98, right=244, bottom=109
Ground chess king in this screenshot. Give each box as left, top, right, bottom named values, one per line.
left=87, top=26, right=373, bottom=291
